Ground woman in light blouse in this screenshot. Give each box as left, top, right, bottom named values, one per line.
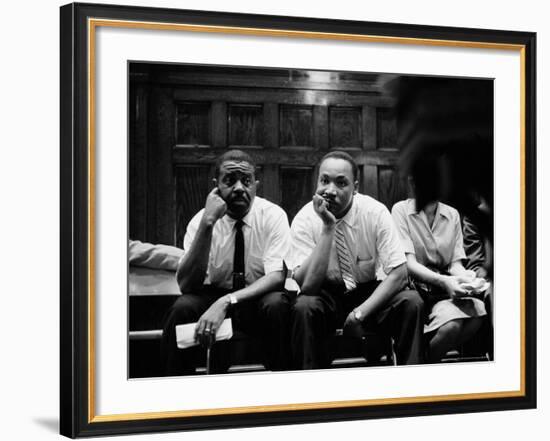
left=391, top=198, right=487, bottom=362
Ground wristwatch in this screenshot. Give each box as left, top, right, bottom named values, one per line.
left=228, top=293, right=238, bottom=306
left=352, top=308, right=362, bottom=321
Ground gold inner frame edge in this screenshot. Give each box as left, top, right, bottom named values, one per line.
left=86, top=17, right=527, bottom=423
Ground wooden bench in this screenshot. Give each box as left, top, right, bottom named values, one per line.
left=129, top=266, right=395, bottom=377
left=130, top=327, right=395, bottom=377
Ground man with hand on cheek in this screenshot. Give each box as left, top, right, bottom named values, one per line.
left=289, top=151, right=424, bottom=369
left=161, top=150, right=291, bottom=375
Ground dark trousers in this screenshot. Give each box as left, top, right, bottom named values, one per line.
left=161, top=287, right=291, bottom=375
left=290, top=281, right=425, bottom=369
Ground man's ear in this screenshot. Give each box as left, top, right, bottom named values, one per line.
left=353, top=180, right=359, bottom=194
left=212, top=178, right=218, bottom=188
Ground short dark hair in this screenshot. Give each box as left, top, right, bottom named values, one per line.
left=318, top=151, right=359, bottom=181
left=214, top=149, right=256, bottom=178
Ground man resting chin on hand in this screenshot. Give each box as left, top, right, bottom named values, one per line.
left=288, top=151, right=425, bottom=369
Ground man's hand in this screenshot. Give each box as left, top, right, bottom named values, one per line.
left=202, top=188, right=227, bottom=226
left=312, top=194, right=336, bottom=227
left=440, top=275, right=469, bottom=300
left=343, top=310, right=364, bottom=339
left=194, top=296, right=230, bottom=348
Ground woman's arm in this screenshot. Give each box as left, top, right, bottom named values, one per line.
left=406, top=254, right=467, bottom=299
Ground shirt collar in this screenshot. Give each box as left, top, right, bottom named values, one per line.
left=437, top=203, right=451, bottom=220
left=339, top=195, right=357, bottom=227
left=407, top=198, right=450, bottom=220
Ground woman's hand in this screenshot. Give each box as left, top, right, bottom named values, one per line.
left=439, top=275, right=469, bottom=300
left=455, top=270, right=476, bottom=284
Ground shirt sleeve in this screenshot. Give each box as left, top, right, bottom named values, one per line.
left=182, top=210, right=202, bottom=252
left=289, top=209, right=316, bottom=271
left=462, top=215, right=485, bottom=274
left=451, top=211, right=467, bottom=263
left=391, top=202, right=415, bottom=255
left=262, top=207, right=291, bottom=274
left=376, top=207, right=407, bottom=274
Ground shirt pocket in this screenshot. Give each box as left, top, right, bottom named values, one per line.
left=247, top=251, right=265, bottom=279
left=356, top=256, right=376, bottom=281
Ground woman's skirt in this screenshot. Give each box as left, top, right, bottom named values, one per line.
left=411, top=280, right=487, bottom=334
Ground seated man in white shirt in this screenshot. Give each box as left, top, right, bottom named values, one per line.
left=161, top=150, right=291, bottom=375
left=289, top=151, right=424, bottom=369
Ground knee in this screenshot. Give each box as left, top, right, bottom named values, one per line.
left=258, top=291, right=290, bottom=316
left=398, top=290, right=424, bottom=315
left=292, top=295, right=323, bottom=320
left=165, top=295, right=198, bottom=324
left=438, top=320, right=463, bottom=341
left=466, top=317, right=484, bottom=334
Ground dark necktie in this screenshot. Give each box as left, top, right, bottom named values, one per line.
left=233, top=220, right=245, bottom=290
left=335, top=221, right=357, bottom=292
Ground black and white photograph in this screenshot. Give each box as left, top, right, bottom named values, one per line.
left=54, top=2, right=538, bottom=438
left=128, top=62, right=495, bottom=378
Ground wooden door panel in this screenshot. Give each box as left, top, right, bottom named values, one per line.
left=280, top=167, right=315, bottom=222
left=228, top=104, right=264, bottom=147
left=148, top=86, right=175, bottom=245
left=329, top=106, right=362, bottom=149
left=129, top=81, right=148, bottom=241
left=362, top=105, right=377, bottom=151
left=377, top=107, right=398, bottom=150
left=258, top=164, right=279, bottom=205
left=377, top=166, right=408, bottom=210
left=175, top=102, right=211, bottom=146
left=175, top=165, right=211, bottom=247
left=280, top=105, right=314, bottom=148
left=132, top=64, right=405, bottom=244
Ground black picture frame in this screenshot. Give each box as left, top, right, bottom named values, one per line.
left=60, top=2, right=536, bottom=438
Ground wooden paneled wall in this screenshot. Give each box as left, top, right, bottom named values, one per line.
left=129, top=64, right=408, bottom=246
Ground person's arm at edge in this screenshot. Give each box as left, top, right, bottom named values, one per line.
left=448, top=211, right=474, bottom=280
left=462, top=216, right=487, bottom=277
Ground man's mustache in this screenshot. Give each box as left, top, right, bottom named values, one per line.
left=229, top=194, right=249, bottom=202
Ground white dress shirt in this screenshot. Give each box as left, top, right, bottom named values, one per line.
left=391, top=198, right=466, bottom=271
left=183, top=196, right=290, bottom=289
left=289, top=193, right=406, bottom=284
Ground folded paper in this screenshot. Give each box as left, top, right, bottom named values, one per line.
left=176, top=318, right=233, bottom=349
